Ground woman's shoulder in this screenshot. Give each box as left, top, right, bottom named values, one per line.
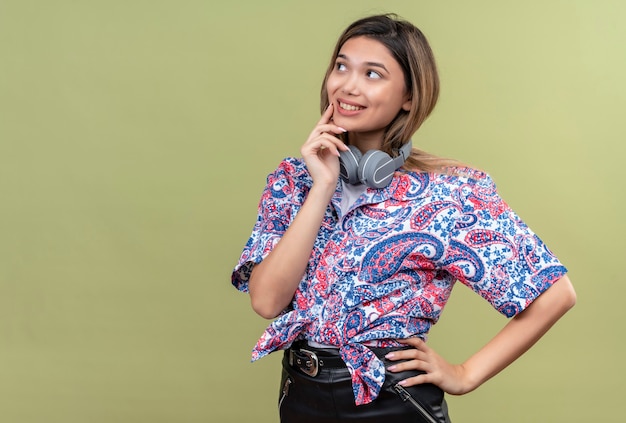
left=438, top=166, right=498, bottom=198
left=440, top=165, right=489, bottom=181
left=403, top=165, right=493, bottom=187
left=267, top=157, right=307, bottom=177
left=264, top=156, right=312, bottom=188
left=398, top=165, right=499, bottom=208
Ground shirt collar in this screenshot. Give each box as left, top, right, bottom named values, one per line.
left=331, top=172, right=427, bottom=218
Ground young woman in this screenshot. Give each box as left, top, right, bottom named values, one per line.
left=232, top=14, right=576, bottom=423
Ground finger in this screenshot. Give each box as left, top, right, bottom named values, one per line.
left=316, top=146, right=336, bottom=158
left=315, top=123, right=348, bottom=137
left=386, top=358, right=429, bottom=373
left=314, top=105, right=348, bottom=139
left=385, top=342, right=427, bottom=362
left=303, top=138, right=339, bottom=158
left=307, top=125, right=348, bottom=152
left=316, top=137, right=343, bottom=157
left=305, top=134, right=346, bottom=156
left=304, top=133, right=340, bottom=148
left=385, top=349, right=419, bottom=362
left=398, top=338, right=426, bottom=349
left=397, top=373, right=432, bottom=388
left=317, top=103, right=334, bottom=125
left=321, top=134, right=349, bottom=153
left=397, top=338, right=430, bottom=355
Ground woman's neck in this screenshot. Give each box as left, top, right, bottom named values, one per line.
left=347, top=131, right=384, bottom=154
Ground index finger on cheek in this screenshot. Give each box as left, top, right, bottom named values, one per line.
left=318, top=103, right=334, bottom=124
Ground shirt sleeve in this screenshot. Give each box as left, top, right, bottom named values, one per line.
left=231, top=159, right=303, bottom=293
left=441, top=172, right=568, bottom=317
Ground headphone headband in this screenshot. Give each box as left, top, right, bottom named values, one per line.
left=396, top=140, right=413, bottom=162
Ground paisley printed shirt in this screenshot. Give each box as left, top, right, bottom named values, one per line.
left=232, top=157, right=567, bottom=405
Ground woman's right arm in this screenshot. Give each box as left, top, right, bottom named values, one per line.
left=248, top=104, right=347, bottom=319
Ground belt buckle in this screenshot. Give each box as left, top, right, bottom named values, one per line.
left=290, top=348, right=319, bottom=377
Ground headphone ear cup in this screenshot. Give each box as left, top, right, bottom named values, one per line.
left=358, top=150, right=395, bottom=189
left=339, top=145, right=362, bottom=185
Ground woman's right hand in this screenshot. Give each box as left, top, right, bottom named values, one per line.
left=301, top=103, right=348, bottom=188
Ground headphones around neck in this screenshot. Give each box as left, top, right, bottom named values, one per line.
left=339, top=140, right=413, bottom=189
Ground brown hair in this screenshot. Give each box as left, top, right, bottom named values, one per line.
left=320, top=14, right=463, bottom=173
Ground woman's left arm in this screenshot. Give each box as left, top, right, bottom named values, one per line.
left=387, top=275, right=576, bottom=394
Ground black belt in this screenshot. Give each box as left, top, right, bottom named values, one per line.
left=287, top=343, right=345, bottom=377
left=287, top=341, right=414, bottom=378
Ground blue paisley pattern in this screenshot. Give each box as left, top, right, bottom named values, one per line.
left=232, top=157, right=567, bottom=405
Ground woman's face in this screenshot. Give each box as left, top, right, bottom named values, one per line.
left=326, top=36, right=411, bottom=147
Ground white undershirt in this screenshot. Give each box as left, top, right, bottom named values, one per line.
left=340, top=180, right=367, bottom=214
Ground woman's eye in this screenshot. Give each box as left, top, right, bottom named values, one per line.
left=336, top=63, right=347, bottom=71
left=366, top=70, right=382, bottom=79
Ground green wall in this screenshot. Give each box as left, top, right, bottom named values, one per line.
left=1, top=1, right=624, bottom=422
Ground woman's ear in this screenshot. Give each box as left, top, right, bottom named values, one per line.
left=401, top=97, right=412, bottom=112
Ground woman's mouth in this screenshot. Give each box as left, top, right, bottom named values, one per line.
left=338, top=100, right=365, bottom=112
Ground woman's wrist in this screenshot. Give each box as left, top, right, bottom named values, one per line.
left=308, top=181, right=337, bottom=202
left=455, top=362, right=485, bottom=395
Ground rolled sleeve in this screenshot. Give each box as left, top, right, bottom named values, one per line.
left=231, top=160, right=299, bottom=292
left=442, top=172, right=567, bottom=317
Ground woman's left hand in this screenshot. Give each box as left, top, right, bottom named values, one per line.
left=385, top=277, right=576, bottom=396
left=385, top=338, right=473, bottom=395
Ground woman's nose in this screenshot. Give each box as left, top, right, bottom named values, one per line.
left=341, top=73, right=360, bottom=95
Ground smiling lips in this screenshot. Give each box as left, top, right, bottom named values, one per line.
left=338, top=100, right=365, bottom=112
